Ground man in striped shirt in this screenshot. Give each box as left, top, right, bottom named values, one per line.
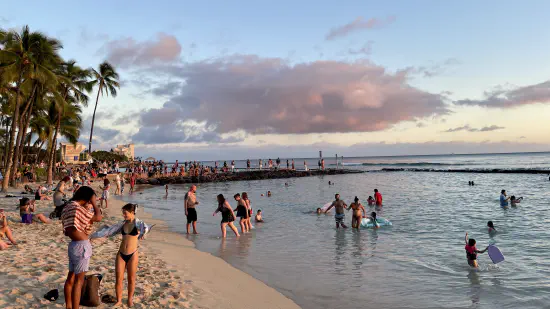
left=61, top=186, right=102, bottom=309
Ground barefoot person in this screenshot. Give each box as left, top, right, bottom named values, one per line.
left=61, top=186, right=102, bottom=309
left=348, top=196, right=366, bottom=229
left=91, top=203, right=152, bottom=308
left=19, top=197, right=50, bottom=224
left=374, top=189, right=383, bottom=206
left=99, top=179, right=111, bottom=209
left=129, top=173, right=137, bottom=194
left=242, top=192, right=253, bottom=231
left=233, top=193, right=249, bottom=233
left=213, top=194, right=240, bottom=238
left=0, top=209, right=17, bottom=250
left=185, top=185, right=199, bottom=234
left=324, top=194, right=348, bottom=228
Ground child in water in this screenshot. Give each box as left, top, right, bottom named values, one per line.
left=255, top=210, right=264, bottom=222
left=316, top=208, right=322, bottom=215
left=369, top=212, right=380, bottom=228
left=487, top=221, right=496, bottom=233
left=510, top=196, right=523, bottom=206
left=464, top=232, right=488, bottom=268
left=367, top=196, right=375, bottom=206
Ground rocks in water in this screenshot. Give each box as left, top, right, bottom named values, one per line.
left=136, top=169, right=362, bottom=186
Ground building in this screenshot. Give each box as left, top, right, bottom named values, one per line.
left=60, top=142, right=87, bottom=163
left=113, top=143, right=135, bottom=161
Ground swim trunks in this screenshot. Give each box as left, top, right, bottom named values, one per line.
left=186, top=208, right=198, bottom=223
left=68, top=240, right=92, bottom=274
left=335, top=213, right=345, bottom=224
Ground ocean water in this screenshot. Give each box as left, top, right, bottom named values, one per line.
left=122, top=152, right=550, bottom=309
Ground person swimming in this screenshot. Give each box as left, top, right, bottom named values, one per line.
left=464, top=232, right=488, bottom=268
left=510, top=196, right=523, bottom=206
left=255, top=210, right=264, bottom=222
left=316, top=208, right=322, bottom=215
left=267, top=191, right=272, bottom=197
left=367, top=196, right=375, bottom=206
left=487, top=221, right=496, bottom=233
left=369, top=212, right=380, bottom=228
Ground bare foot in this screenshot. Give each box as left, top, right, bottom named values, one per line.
left=127, top=299, right=134, bottom=307
left=113, top=301, right=123, bottom=307
left=193, top=231, right=199, bottom=234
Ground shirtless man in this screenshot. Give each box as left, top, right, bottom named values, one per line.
left=185, top=185, right=200, bottom=234
left=348, top=196, right=366, bottom=229
left=324, top=194, right=348, bottom=228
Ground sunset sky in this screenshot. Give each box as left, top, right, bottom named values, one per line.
left=4, top=0, right=550, bottom=160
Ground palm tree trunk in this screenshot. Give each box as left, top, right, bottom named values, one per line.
left=24, top=134, right=33, bottom=164
left=2, top=70, right=23, bottom=192
left=36, top=138, right=46, bottom=163
left=88, top=86, right=102, bottom=156
left=46, top=115, right=61, bottom=184
left=10, top=84, right=37, bottom=186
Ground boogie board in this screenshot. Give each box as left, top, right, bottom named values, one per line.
left=321, top=202, right=333, bottom=212
left=488, top=245, right=505, bottom=264
left=361, top=217, right=392, bottom=228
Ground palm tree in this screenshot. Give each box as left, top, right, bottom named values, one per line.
left=88, top=61, right=119, bottom=155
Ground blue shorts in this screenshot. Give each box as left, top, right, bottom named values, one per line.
left=335, top=213, right=345, bottom=224
left=68, top=240, right=92, bottom=274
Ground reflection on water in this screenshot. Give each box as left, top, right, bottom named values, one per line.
left=122, top=153, right=550, bottom=309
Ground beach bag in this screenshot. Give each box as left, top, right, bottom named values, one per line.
left=80, top=274, right=103, bottom=307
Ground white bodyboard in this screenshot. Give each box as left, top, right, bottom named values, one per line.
left=321, top=202, right=333, bottom=212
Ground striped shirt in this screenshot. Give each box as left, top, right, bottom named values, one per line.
left=61, top=201, right=94, bottom=235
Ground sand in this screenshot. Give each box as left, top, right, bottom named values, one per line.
left=0, top=182, right=300, bottom=309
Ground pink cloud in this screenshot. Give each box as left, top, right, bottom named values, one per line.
left=102, top=33, right=182, bottom=68
left=325, top=16, right=396, bottom=40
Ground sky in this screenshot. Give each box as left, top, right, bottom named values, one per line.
left=2, top=0, right=550, bottom=160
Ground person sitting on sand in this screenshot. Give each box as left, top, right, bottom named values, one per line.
left=464, top=232, right=488, bottom=268
left=255, top=210, right=264, bottom=222
left=19, top=197, right=50, bottom=224
left=487, top=221, right=496, bottom=233
left=35, top=185, right=52, bottom=201
left=348, top=196, right=366, bottom=229
left=0, top=209, right=17, bottom=250
left=213, top=194, right=240, bottom=238
left=234, top=193, right=249, bottom=233
left=367, top=196, right=375, bottom=206
left=61, top=186, right=103, bottom=309
left=500, top=190, right=510, bottom=207
left=510, top=196, right=523, bottom=206
left=24, top=184, right=34, bottom=194
left=99, top=178, right=111, bottom=209
left=324, top=194, right=348, bottom=229
left=91, top=203, right=152, bottom=308
left=54, top=176, right=70, bottom=209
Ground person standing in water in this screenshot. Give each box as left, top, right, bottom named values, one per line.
left=242, top=192, right=253, bottom=231
left=464, top=232, right=488, bottom=268
left=348, top=196, right=366, bottom=229
left=374, top=189, right=383, bottom=206
left=500, top=190, right=510, bottom=207
left=233, top=193, right=249, bottom=233
left=185, top=185, right=200, bottom=234
left=324, top=194, right=348, bottom=228
left=213, top=194, right=240, bottom=238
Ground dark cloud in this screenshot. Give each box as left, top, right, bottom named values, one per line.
left=455, top=80, right=550, bottom=108
left=101, top=33, right=182, bottom=68
left=325, top=16, right=396, bottom=40
left=151, top=81, right=183, bottom=97
left=348, top=41, right=373, bottom=56
left=141, top=54, right=449, bottom=137
left=443, top=125, right=505, bottom=133
left=80, top=115, right=122, bottom=146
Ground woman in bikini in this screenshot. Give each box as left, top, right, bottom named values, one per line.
left=213, top=194, right=240, bottom=238
left=348, top=196, right=366, bottom=229
left=91, top=203, right=150, bottom=307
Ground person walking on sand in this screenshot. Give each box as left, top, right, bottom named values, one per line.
left=213, top=194, right=239, bottom=238
left=348, top=196, right=366, bottom=229
left=324, top=194, right=348, bottom=228
left=61, top=186, right=102, bottom=309
left=115, top=172, right=121, bottom=195
left=129, top=173, right=136, bottom=194
left=374, top=189, right=383, bottom=206
left=99, top=179, right=111, bottom=209
left=185, top=185, right=200, bottom=234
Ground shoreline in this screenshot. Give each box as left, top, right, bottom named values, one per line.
left=0, top=183, right=300, bottom=309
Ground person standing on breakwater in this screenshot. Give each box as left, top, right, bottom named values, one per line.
left=292, top=159, right=295, bottom=170
left=276, top=157, right=281, bottom=169
left=321, top=159, right=325, bottom=170
left=500, top=190, right=510, bottom=207
left=374, top=189, right=383, bottom=206
left=286, top=159, right=290, bottom=169
left=259, top=159, right=263, bottom=170
left=324, top=194, right=348, bottom=229
left=185, top=185, right=200, bottom=234
left=304, top=161, right=308, bottom=171
left=231, top=160, right=235, bottom=172
left=61, top=186, right=102, bottom=309
left=247, top=159, right=251, bottom=171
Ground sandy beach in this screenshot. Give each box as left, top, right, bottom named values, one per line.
left=0, top=182, right=300, bottom=309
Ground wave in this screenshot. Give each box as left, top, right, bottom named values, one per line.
left=360, top=162, right=472, bottom=167
left=382, top=168, right=550, bottom=174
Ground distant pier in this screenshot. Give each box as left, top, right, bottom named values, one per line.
left=136, top=168, right=364, bottom=185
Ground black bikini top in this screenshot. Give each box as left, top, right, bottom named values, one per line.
left=121, top=224, right=139, bottom=236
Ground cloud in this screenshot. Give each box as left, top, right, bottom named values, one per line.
left=80, top=114, right=122, bottom=147
left=520, top=136, right=526, bottom=139
left=348, top=41, right=373, bottom=56
left=151, top=81, right=182, bottom=97
left=325, top=16, right=396, bottom=40
left=416, top=58, right=460, bottom=78
left=141, top=54, right=449, bottom=137
left=455, top=80, right=550, bottom=108
left=442, top=125, right=505, bottom=133
left=102, top=33, right=182, bottom=68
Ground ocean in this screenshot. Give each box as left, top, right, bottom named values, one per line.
left=121, top=152, right=550, bottom=309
